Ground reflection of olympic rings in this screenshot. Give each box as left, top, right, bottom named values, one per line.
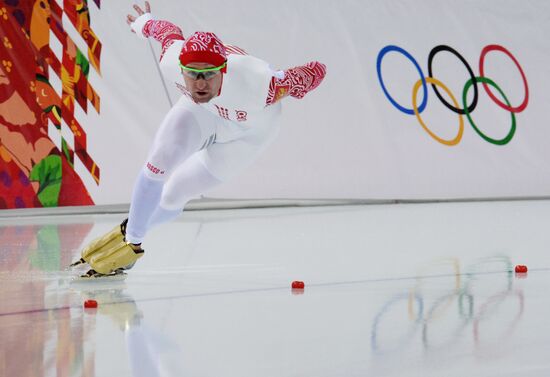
left=422, top=290, right=473, bottom=350
left=412, top=257, right=461, bottom=322
left=370, top=293, right=424, bottom=353
left=376, top=44, right=529, bottom=146
left=371, top=255, right=524, bottom=354
left=473, top=290, right=524, bottom=346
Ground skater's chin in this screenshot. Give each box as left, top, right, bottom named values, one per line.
left=193, top=91, right=214, bottom=103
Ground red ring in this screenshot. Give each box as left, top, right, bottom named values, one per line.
left=479, top=44, right=529, bottom=113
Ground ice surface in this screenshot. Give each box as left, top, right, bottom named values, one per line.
left=1, top=201, right=549, bottom=376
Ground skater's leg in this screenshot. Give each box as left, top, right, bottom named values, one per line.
left=145, top=206, right=183, bottom=229
left=125, top=102, right=215, bottom=244
left=200, top=117, right=281, bottom=183
left=145, top=155, right=223, bottom=229
left=125, top=170, right=165, bottom=244
left=146, top=118, right=281, bottom=226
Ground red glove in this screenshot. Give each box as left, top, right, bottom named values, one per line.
left=266, top=61, right=327, bottom=105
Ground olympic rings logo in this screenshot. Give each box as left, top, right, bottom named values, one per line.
left=376, top=44, right=529, bottom=146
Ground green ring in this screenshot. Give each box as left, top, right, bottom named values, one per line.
left=462, top=76, right=516, bottom=146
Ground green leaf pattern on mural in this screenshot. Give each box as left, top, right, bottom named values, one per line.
left=30, top=155, right=62, bottom=207
left=76, top=49, right=90, bottom=77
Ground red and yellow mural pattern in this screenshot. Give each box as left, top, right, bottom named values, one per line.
left=0, top=0, right=103, bottom=209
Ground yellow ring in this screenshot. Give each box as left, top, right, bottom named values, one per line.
left=412, top=77, right=464, bottom=146
left=408, top=258, right=461, bottom=322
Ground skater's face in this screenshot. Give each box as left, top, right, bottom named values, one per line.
left=181, top=62, right=224, bottom=103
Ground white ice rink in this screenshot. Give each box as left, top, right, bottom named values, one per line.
left=1, top=200, right=549, bottom=376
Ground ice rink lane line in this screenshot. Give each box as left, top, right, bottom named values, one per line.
left=0, top=267, right=547, bottom=318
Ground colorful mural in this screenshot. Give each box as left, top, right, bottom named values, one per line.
left=0, top=0, right=103, bottom=209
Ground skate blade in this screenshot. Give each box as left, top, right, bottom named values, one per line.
left=70, top=271, right=128, bottom=287
left=69, top=258, right=86, bottom=268
left=79, top=268, right=127, bottom=279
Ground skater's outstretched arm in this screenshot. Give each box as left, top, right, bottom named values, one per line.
left=126, top=1, right=185, bottom=60
left=266, top=61, right=327, bottom=106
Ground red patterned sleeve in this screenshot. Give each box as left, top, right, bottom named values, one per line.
left=266, top=61, right=327, bottom=106
left=224, top=44, right=248, bottom=56
left=142, top=20, right=185, bottom=59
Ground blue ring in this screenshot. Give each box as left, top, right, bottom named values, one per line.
left=370, top=293, right=424, bottom=352
left=377, top=45, right=428, bottom=115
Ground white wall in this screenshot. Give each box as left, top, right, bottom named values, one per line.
left=83, top=0, right=550, bottom=203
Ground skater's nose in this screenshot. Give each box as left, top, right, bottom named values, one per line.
left=195, top=78, right=208, bottom=89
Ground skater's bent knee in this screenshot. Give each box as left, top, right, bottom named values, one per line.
left=142, top=162, right=169, bottom=181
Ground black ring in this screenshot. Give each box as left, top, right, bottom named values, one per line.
left=428, top=45, right=478, bottom=115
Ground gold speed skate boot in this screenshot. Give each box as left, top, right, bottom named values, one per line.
left=70, top=219, right=145, bottom=277
left=86, top=241, right=144, bottom=276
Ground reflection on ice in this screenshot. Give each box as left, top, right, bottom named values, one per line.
left=0, top=201, right=549, bottom=376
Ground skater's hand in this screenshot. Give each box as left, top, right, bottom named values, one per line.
left=126, top=1, right=151, bottom=32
